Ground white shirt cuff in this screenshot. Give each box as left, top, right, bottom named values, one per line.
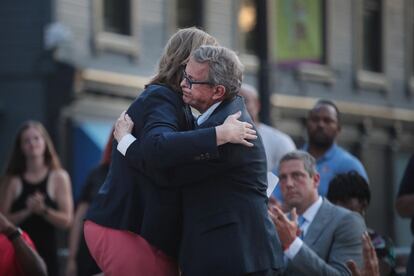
left=117, top=134, right=136, bottom=156
left=284, top=237, right=303, bottom=259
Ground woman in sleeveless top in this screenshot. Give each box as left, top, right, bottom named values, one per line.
left=0, top=121, right=73, bottom=276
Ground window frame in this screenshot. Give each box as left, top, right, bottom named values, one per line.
left=92, top=0, right=139, bottom=58
left=268, top=0, right=335, bottom=84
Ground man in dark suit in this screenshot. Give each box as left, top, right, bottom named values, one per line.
left=175, top=45, right=283, bottom=276
left=116, top=45, right=284, bottom=275
left=269, top=150, right=366, bottom=276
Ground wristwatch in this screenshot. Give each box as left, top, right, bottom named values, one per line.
left=7, top=227, right=23, bottom=241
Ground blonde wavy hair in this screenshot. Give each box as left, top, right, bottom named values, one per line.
left=149, top=27, right=218, bottom=92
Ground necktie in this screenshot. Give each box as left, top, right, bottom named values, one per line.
left=297, top=215, right=306, bottom=239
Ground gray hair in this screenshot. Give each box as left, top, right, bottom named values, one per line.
left=279, top=150, right=318, bottom=176
left=192, top=45, right=244, bottom=99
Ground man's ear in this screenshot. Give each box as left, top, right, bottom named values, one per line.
left=212, top=85, right=226, bottom=100
left=337, top=124, right=342, bottom=133
left=313, top=173, right=321, bottom=189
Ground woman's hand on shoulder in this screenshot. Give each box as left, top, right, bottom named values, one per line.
left=114, top=110, right=134, bottom=142
left=215, top=111, right=257, bottom=146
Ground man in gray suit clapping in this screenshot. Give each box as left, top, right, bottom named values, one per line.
left=269, top=150, right=366, bottom=276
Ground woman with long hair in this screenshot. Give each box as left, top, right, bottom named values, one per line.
left=1, top=120, right=73, bottom=276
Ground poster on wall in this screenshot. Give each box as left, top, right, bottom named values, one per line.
left=271, top=0, right=324, bottom=66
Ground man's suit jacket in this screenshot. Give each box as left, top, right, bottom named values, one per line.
left=167, top=96, right=284, bottom=275
left=285, top=199, right=366, bottom=276
left=86, top=84, right=218, bottom=258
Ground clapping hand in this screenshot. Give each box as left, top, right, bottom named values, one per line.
left=268, top=205, right=299, bottom=250
left=26, top=192, right=46, bottom=215
left=346, top=232, right=379, bottom=276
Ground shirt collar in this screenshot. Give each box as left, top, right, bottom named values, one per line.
left=322, top=143, right=338, bottom=160
left=302, top=143, right=338, bottom=162
left=197, top=101, right=222, bottom=125
left=302, top=196, right=323, bottom=223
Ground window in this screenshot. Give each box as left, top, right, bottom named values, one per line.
left=176, top=0, right=203, bottom=28
left=234, top=0, right=260, bottom=71
left=92, top=0, right=138, bottom=57
left=165, top=0, right=204, bottom=41
left=362, top=0, right=382, bottom=72
left=355, top=0, right=387, bottom=90
left=238, top=0, right=257, bottom=56
left=103, top=0, right=131, bottom=35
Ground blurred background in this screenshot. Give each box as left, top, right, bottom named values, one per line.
left=0, top=0, right=413, bottom=271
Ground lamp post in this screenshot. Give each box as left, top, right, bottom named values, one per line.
left=256, top=0, right=270, bottom=125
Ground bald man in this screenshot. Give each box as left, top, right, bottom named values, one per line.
left=240, top=84, right=296, bottom=173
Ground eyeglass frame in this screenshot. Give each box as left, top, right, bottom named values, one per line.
left=182, top=69, right=215, bottom=90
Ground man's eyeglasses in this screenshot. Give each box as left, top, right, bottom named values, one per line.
left=182, top=70, right=214, bottom=89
